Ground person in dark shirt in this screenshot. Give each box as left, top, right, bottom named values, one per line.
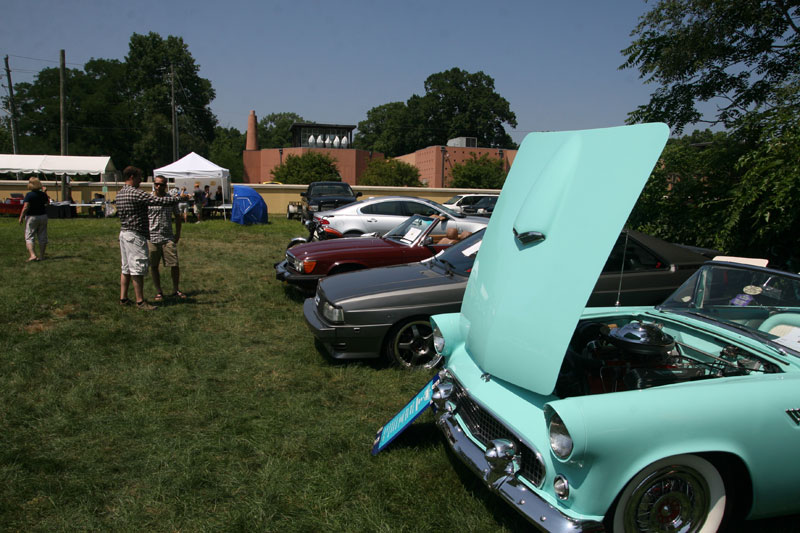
left=117, top=166, right=184, bottom=310
left=18, top=176, right=50, bottom=262
left=193, top=182, right=204, bottom=222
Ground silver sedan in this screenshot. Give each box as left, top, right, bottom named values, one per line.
left=312, top=195, right=488, bottom=237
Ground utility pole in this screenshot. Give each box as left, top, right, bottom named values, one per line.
left=171, top=63, right=178, bottom=161
left=60, top=49, right=67, bottom=199
left=3, top=55, right=20, bottom=156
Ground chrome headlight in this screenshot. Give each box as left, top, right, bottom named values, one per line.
left=548, top=413, right=573, bottom=459
left=308, top=205, right=319, bottom=211
left=433, top=324, right=445, bottom=354
left=321, top=301, right=343, bottom=323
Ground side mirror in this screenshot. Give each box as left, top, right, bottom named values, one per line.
left=300, top=192, right=307, bottom=198
left=356, top=192, right=363, bottom=197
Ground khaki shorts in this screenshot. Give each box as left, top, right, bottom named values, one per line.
left=148, top=240, right=179, bottom=268
left=24, top=214, right=48, bottom=244
left=120, top=230, right=149, bottom=275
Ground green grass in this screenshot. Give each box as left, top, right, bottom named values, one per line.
left=0, top=216, right=530, bottom=532
left=2, top=216, right=794, bottom=532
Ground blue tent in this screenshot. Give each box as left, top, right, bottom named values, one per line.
left=231, top=185, right=268, bottom=225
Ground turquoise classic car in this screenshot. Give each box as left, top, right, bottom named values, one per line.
left=426, top=124, right=800, bottom=531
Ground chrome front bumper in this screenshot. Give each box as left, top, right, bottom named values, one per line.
left=436, top=411, right=604, bottom=533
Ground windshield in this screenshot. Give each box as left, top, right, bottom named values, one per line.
left=308, top=183, right=354, bottom=196
left=444, top=195, right=463, bottom=204
left=383, top=215, right=436, bottom=245
left=473, top=196, right=497, bottom=208
left=430, top=229, right=485, bottom=276
left=660, top=263, right=800, bottom=356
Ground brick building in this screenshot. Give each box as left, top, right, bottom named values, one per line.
left=242, top=111, right=383, bottom=185
left=241, top=111, right=517, bottom=187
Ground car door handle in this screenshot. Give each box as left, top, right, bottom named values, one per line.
left=367, top=218, right=377, bottom=222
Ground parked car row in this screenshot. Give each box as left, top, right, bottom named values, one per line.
left=275, top=214, right=487, bottom=292
left=272, top=124, right=800, bottom=530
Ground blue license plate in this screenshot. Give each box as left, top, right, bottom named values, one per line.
left=371, top=374, right=440, bottom=455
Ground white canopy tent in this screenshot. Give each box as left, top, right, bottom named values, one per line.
left=0, top=154, right=117, bottom=177
left=154, top=152, right=231, bottom=202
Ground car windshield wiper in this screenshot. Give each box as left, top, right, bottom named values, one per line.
left=434, top=258, right=457, bottom=276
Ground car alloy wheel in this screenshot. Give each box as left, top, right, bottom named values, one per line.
left=611, top=454, right=726, bottom=533
left=386, top=319, right=436, bottom=369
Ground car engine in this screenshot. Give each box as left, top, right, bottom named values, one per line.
left=556, top=319, right=780, bottom=398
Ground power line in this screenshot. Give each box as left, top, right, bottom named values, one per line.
left=7, top=53, right=83, bottom=67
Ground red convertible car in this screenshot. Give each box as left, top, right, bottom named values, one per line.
left=275, top=215, right=486, bottom=292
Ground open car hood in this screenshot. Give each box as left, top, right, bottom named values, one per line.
left=460, top=124, right=669, bottom=396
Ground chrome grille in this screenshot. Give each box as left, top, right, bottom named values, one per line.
left=285, top=251, right=302, bottom=272
left=451, top=380, right=546, bottom=487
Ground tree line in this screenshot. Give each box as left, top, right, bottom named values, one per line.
left=2, top=2, right=799, bottom=266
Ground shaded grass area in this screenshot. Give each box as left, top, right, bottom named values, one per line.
left=0, top=217, right=530, bottom=532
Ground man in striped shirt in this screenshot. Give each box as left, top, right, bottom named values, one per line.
left=117, top=166, right=183, bottom=310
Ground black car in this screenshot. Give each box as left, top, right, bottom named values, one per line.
left=461, top=195, right=498, bottom=217
left=303, top=229, right=709, bottom=368
left=300, top=181, right=361, bottom=220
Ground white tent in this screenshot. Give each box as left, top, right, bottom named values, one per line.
left=0, top=154, right=116, bottom=177
left=154, top=152, right=231, bottom=202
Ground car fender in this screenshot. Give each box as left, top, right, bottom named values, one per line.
left=327, top=260, right=368, bottom=275
left=546, top=372, right=800, bottom=519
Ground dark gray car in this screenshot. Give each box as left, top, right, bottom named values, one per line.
left=303, top=229, right=709, bottom=368
left=304, top=230, right=484, bottom=368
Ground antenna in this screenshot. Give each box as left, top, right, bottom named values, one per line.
left=614, top=231, right=630, bottom=306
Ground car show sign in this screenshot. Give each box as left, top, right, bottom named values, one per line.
left=371, top=374, right=440, bottom=455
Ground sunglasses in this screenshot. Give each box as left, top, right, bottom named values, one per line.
left=154, top=182, right=167, bottom=187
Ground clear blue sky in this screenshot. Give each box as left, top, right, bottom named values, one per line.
left=2, top=0, right=660, bottom=145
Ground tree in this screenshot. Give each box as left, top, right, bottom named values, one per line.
left=721, top=84, right=800, bottom=267
left=258, top=112, right=304, bottom=149
left=209, top=126, right=245, bottom=182
left=449, top=153, right=508, bottom=189
left=11, top=59, right=136, bottom=167
left=359, top=159, right=422, bottom=187
left=0, top=118, right=11, bottom=153
left=271, top=152, right=340, bottom=184
left=353, top=102, right=419, bottom=156
left=419, top=68, right=517, bottom=148
left=125, top=32, right=217, bottom=170
left=7, top=33, right=217, bottom=175
left=356, top=68, right=517, bottom=157
left=628, top=130, right=747, bottom=251
left=621, top=0, right=800, bottom=134
left=622, top=0, right=800, bottom=267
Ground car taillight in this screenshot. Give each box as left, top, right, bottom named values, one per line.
left=322, top=227, right=342, bottom=237
left=303, top=260, right=317, bottom=274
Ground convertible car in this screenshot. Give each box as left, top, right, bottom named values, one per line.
left=403, top=124, right=800, bottom=531
left=275, top=214, right=486, bottom=292
left=305, top=228, right=707, bottom=368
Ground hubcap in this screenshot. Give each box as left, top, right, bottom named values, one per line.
left=625, top=465, right=710, bottom=532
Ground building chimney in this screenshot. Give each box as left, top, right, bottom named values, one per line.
left=246, top=110, right=259, bottom=151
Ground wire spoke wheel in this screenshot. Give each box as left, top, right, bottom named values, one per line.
left=612, top=455, right=726, bottom=533
left=386, top=319, right=435, bottom=368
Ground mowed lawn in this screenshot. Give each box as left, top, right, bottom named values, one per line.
left=0, top=216, right=796, bottom=532
left=0, top=216, right=530, bottom=532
